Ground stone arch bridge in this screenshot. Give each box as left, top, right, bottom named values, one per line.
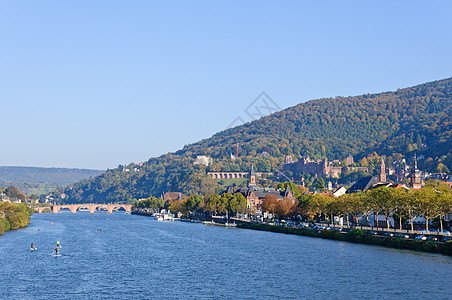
left=208, top=172, right=272, bottom=179
left=34, top=204, right=132, bottom=214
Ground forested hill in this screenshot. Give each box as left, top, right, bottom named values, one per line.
left=58, top=78, right=452, bottom=204
left=0, top=166, right=103, bottom=195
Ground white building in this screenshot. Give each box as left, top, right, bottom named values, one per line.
left=193, top=156, right=213, bottom=167
left=1, top=193, right=10, bottom=203
left=332, top=187, right=346, bottom=197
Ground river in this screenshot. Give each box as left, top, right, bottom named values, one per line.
left=0, top=212, right=451, bottom=299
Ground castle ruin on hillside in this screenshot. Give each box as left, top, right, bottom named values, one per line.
left=282, top=155, right=368, bottom=178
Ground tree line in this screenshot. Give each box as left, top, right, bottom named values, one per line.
left=0, top=202, right=33, bottom=234
left=133, top=193, right=248, bottom=217
left=292, top=181, right=452, bottom=234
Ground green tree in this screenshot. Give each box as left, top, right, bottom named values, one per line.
left=423, top=181, right=452, bottom=234
left=392, top=188, right=411, bottom=230
left=367, top=187, right=398, bottom=230
left=314, top=178, right=325, bottom=190
left=185, top=195, right=203, bottom=212
left=276, top=181, right=306, bottom=198
left=204, top=194, right=221, bottom=215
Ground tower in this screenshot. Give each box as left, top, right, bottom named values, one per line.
left=248, top=164, right=256, bottom=186
left=379, top=158, right=386, bottom=182
left=410, top=154, right=422, bottom=189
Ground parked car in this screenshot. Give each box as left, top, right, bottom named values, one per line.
left=426, top=236, right=438, bottom=241
left=383, top=232, right=394, bottom=237
left=415, top=235, right=427, bottom=240
left=328, top=227, right=342, bottom=231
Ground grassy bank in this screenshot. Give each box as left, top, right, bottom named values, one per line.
left=238, top=222, right=452, bottom=257
left=0, top=202, right=33, bottom=235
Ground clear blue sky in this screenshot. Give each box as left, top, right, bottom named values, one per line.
left=1, top=1, right=451, bottom=170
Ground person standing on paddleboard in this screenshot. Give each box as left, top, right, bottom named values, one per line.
left=54, top=241, right=61, bottom=255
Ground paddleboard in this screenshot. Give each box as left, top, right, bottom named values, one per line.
left=30, top=248, right=37, bottom=251
left=51, top=254, right=61, bottom=257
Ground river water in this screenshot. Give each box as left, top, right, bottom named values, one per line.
left=0, top=212, right=451, bottom=299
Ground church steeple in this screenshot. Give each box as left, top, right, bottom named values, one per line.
left=284, top=184, right=293, bottom=197
left=249, top=164, right=256, bottom=186
left=379, top=158, right=386, bottom=182
left=410, top=154, right=422, bottom=189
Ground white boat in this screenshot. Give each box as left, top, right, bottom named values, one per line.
left=202, top=221, right=217, bottom=226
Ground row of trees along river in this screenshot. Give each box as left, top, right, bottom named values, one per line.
left=134, top=180, right=452, bottom=234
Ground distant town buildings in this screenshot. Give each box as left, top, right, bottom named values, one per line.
left=284, top=155, right=294, bottom=164
left=345, top=157, right=428, bottom=193
left=1, top=193, right=9, bottom=203
left=193, top=156, right=213, bottom=167
left=222, top=165, right=295, bottom=211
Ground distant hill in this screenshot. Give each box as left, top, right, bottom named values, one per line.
left=57, top=78, right=452, bottom=204
left=0, top=166, right=104, bottom=195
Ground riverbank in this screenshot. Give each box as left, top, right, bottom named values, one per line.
left=0, top=202, right=33, bottom=235
left=131, top=211, right=452, bottom=256
left=238, top=222, right=452, bottom=257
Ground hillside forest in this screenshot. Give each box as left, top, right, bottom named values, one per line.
left=53, top=78, right=451, bottom=204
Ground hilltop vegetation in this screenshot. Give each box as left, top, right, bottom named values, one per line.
left=0, top=166, right=104, bottom=195
left=58, top=78, right=452, bottom=204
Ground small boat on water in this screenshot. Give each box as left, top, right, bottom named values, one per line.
left=203, top=221, right=237, bottom=227
left=153, top=212, right=175, bottom=221
left=202, top=221, right=217, bottom=226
